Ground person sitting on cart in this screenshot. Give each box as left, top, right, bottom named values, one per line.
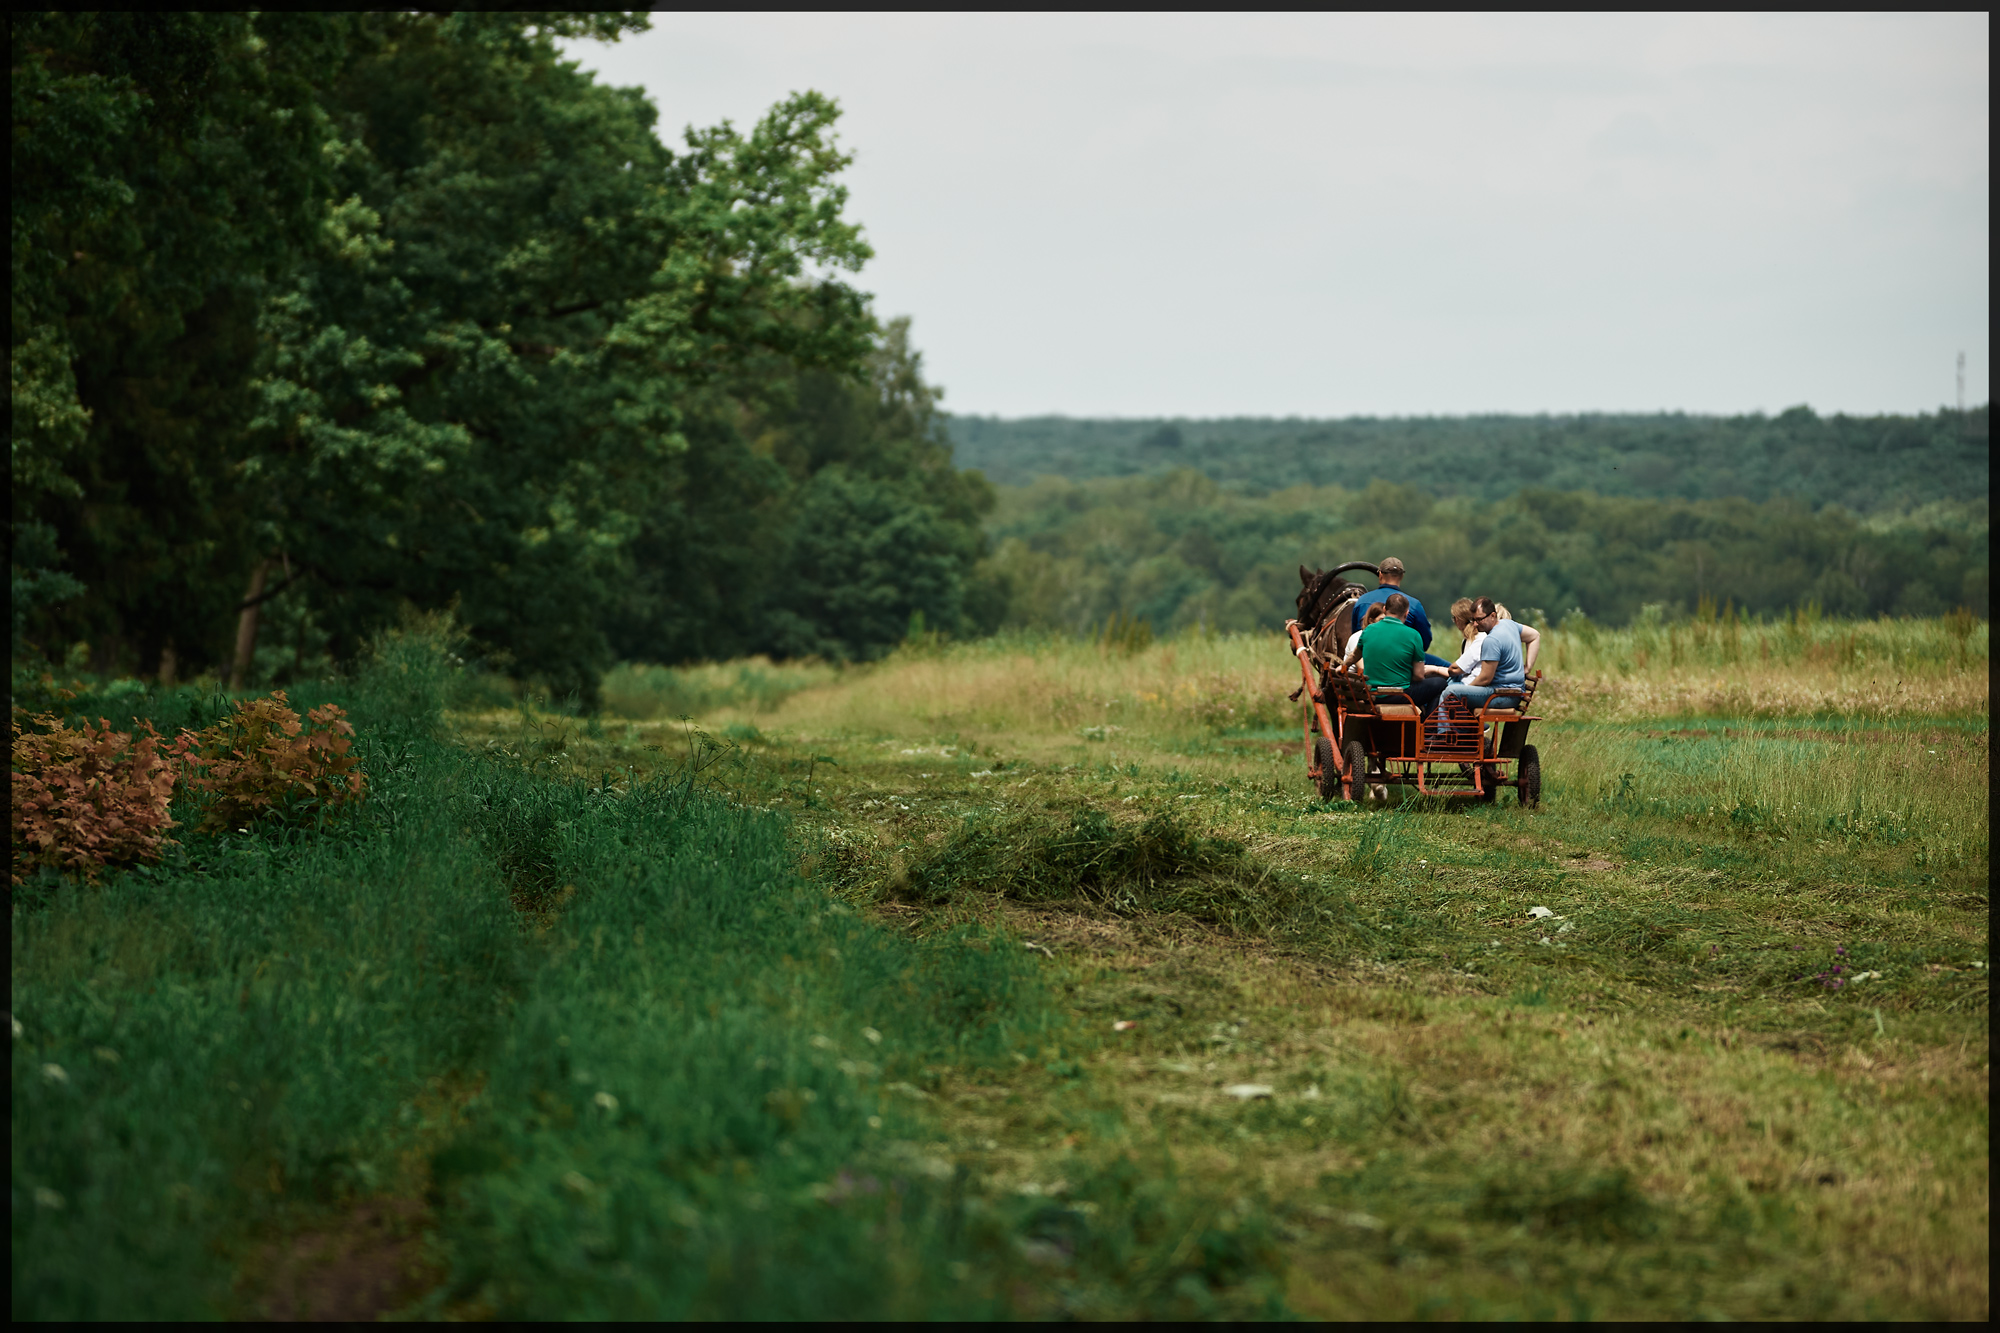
left=1360, top=592, right=1449, bottom=716
left=1441, top=596, right=1540, bottom=720
left=1338, top=602, right=1388, bottom=671
left=1349, top=556, right=1451, bottom=670
left=1446, top=597, right=1486, bottom=677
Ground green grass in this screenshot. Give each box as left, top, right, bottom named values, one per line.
left=12, top=634, right=1292, bottom=1319
left=12, top=638, right=519, bottom=1318
left=490, top=622, right=1988, bottom=1319
left=13, top=621, right=1989, bottom=1318
left=598, top=657, right=841, bottom=721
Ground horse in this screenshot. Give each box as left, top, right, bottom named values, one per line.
left=1295, top=561, right=1379, bottom=663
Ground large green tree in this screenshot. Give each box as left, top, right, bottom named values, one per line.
left=11, top=12, right=344, bottom=672
left=607, top=317, right=996, bottom=665
left=15, top=12, right=992, bottom=700
left=246, top=13, right=874, bottom=699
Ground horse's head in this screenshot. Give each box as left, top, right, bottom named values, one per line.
left=1297, top=565, right=1361, bottom=626
left=1297, top=564, right=1375, bottom=660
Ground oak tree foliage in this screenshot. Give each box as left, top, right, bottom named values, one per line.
left=12, top=11, right=991, bottom=699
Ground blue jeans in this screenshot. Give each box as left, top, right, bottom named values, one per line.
left=1442, top=680, right=1523, bottom=714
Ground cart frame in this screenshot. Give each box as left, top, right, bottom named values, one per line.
left=1285, top=618, right=1544, bottom=806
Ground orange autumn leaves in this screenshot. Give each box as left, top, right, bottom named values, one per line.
left=11, top=692, right=366, bottom=885
left=10, top=714, right=177, bottom=886
left=175, top=694, right=366, bottom=836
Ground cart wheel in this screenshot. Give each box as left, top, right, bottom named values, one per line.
left=1475, top=763, right=1498, bottom=802
left=1343, top=739, right=1369, bottom=804
left=1517, top=745, right=1541, bottom=809
left=1313, top=735, right=1341, bottom=802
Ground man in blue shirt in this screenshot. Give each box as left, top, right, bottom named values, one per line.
left=1441, top=596, right=1540, bottom=719
left=1350, top=557, right=1448, bottom=667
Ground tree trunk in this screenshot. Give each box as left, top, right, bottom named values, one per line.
left=158, top=642, right=178, bottom=688
left=230, top=560, right=270, bottom=690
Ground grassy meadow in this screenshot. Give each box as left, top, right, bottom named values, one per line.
left=13, top=615, right=1988, bottom=1318
left=497, top=614, right=1990, bottom=1319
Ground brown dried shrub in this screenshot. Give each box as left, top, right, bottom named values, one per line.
left=175, top=692, right=367, bottom=834
left=11, top=714, right=179, bottom=885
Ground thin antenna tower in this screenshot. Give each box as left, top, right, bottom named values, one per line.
left=1957, top=351, right=1965, bottom=414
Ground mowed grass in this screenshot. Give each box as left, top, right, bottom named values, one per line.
left=491, top=617, right=1992, bottom=1319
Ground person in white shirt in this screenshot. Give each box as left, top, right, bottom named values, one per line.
left=1446, top=598, right=1482, bottom=678
left=1339, top=603, right=1387, bottom=671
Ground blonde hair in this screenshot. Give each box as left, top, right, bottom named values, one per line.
left=1450, top=597, right=1474, bottom=629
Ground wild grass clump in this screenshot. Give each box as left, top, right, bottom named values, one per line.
left=1545, top=718, right=1989, bottom=861
left=854, top=800, right=1370, bottom=949
left=1522, top=609, right=1990, bottom=719
left=1545, top=603, right=1988, bottom=678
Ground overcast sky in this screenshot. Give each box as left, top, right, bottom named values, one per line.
left=565, top=13, right=1989, bottom=419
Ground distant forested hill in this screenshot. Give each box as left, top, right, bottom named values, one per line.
left=947, top=407, right=1990, bottom=514
left=978, top=473, right=1990, bottom=634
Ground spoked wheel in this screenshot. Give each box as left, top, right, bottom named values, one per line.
left=1343, top=739, right=1369, bottom=804
left=1517, top=745, right=1542, bottom=809
left=1313, top=735, right=1341, bottom=803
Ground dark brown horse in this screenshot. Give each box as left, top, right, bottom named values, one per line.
left=1295, top=561, right=1379, bottom=661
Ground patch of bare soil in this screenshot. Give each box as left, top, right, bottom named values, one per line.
left=243, top=1198, right=440, bottom=1321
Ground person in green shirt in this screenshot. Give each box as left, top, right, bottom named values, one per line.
left=1358, top=592, right=1448, bottom=716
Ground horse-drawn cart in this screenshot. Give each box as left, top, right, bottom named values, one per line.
left=1284, top=567, right=1544, bottom=806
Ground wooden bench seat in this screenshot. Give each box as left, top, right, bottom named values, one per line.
left=1320, top=667, right=1542, bottom=721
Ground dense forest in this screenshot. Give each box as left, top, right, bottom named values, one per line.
left=10, top=13, right=1989, bottom=700
left=980, top=473, right=1989, bottom=637
left=949, top=409, right=1990, bottom=514
left=11, top=13, right=991, bottom=702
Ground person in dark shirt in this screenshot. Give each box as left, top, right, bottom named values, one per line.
left=1358, top=592, right=1449, bottom=716
left=1349, top=557, right=1447, bottom=667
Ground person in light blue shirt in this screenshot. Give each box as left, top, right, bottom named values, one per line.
left=1440, top=596, right=1540, bottom=725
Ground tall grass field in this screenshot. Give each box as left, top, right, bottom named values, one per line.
left=14, top=614, right=1988, bottom=1318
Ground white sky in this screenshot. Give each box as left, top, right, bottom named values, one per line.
left=566, top=13, right=1989, bottom=418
